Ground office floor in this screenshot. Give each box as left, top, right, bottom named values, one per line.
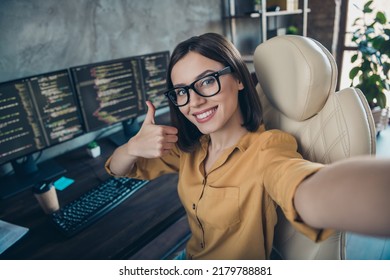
left=345, top=125, right=390, bottom=260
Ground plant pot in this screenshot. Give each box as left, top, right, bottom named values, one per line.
left=87, top=146, right=101, bottom=158
left=254, top=4, right=262, bottom=11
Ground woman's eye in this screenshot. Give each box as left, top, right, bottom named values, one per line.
left=176, top=89, right=187, bottom=96
left=200, top=77, right=216, bottom=87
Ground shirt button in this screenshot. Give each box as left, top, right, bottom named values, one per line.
left=192, top=203, right=196, bottom=210
left=200, top=243, right=204, bottom=248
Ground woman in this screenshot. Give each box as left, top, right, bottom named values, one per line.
left=106, top=33, right=390, bottom=260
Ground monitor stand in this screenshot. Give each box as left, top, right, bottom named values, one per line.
left=0, top=156, right=66, bottom=199
left=109, top=118, right=140, bottom=147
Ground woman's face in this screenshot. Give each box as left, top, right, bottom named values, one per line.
left=170, top=51, right=244, bottom=135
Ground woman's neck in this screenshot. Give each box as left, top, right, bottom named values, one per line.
left=208, top=111, right=247, bottom=152
left=204, top=120, right=247, bottom=175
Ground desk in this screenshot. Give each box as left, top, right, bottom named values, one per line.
left=0, top=135, right=188, bottom=260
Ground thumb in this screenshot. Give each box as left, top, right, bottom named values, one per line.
left=144, top=101, right=156, bottom=125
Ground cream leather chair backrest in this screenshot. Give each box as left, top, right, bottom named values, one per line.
left=253, top=35, right=376, bottom=260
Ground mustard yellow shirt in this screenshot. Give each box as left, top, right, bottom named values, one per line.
left=105, top=126, right=333, bottom=259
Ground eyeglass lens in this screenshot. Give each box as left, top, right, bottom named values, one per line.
left=170, top=75, right=219, bottom=106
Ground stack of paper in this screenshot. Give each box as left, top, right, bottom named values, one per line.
left=0, top=219, right=29, bottom=255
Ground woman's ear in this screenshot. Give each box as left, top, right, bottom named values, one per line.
left=238, top=79, right=244, bottom=90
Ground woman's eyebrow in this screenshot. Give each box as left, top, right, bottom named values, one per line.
left=173, top=69, right=216, bottom=87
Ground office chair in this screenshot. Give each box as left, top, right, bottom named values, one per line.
left=253, top=35, right=376, bottom=259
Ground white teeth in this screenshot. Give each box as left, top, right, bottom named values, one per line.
left=195, top=108, right=216, bottom=120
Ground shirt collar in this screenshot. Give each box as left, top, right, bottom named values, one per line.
left=199, top=124, right=266, bottom=153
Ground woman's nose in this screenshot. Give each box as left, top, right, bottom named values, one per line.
left=188, top=89, right=206, bottom=107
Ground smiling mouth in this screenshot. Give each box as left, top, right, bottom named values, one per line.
left=193, top=106, right=218, bottom=122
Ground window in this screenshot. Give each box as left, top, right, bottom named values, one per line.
left=337, top=0, right=389, bottom=106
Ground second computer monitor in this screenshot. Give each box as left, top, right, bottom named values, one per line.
left=0, top=69, right=83, bottom=166
left=71, top=51, right=170, bottom=133
left=0, top=69, right=84, bottom=198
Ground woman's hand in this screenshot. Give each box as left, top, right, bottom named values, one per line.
left=127, top=101, right=178, bottom=158
left=108, top=101, right=178, bottom=176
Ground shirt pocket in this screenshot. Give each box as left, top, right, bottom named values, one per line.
left=198, top=185, right=240, bottom=230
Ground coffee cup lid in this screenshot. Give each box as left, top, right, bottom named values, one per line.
left=32, top=180, right=53, bottom=194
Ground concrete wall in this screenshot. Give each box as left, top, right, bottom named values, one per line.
left=0, top=0, right=223, bottom=166
left=0, top=0, right=223, bottom=82
left=0, top=0, right=338, bottom=169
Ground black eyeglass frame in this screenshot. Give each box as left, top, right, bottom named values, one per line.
left=164, top=66, right=233, bottom=107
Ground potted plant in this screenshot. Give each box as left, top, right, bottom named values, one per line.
left=349, top=0, right=390, bottom=133
left=87, top=141, right=101, bottom=158
left=349, top=0, right=390, bottom=109
left=253, top=0, right=262, bottom=11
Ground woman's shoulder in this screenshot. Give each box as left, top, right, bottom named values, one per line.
left=253, top=125, right=298, bottom=151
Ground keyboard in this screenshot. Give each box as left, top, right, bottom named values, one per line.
left=50, top=177, right=149, bottom=237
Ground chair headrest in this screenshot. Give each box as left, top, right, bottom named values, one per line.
left=254, top=35, right=338, bottom=121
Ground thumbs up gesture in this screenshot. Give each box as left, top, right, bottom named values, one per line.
left=127, top=101, right=178, bottom=158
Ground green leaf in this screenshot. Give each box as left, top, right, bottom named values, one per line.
left=349, top=67, right=360, bottom=80
left=363, top=7, right=373, bottom=14
left=352, top=18, right=362, bottom=27
left=375, top=12, right=387, bottom=24
left=371, top=74, right=383, bottom=84
left=364, top=0, right=373, bottom=10
left=372, top=36, right=385, bottom=51
left=358, top=84, right=375, bottom=104
left=363, top=45, right=378, bottom=55
left=351, top=54, right=358, bottom=63
left=376, top=92, right=387, bottom=109
left=365, top=27, right=375, bottom=35
left=383, top=62, right=390, bottom=76
left=87, top=141, right=99, bottom=149
left=351, top=31, right=362, bottom=43
left=361, top=60, right=372, bottom=73
left=380, top=38, right=390, bottom=54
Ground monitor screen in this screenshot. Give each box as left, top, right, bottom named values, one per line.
left=71, top=51, right=170, bottom=133
left=0, top=70, right=83, bottom=166
left=70, top=57, right=142, bottom=132
left=137, top=51, right=170, bottom=113
left=0, top=70, right=84, bottom=198
left=70, top=51, right=170, bottom=146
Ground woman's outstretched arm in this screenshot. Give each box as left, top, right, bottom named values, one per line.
left=294, top=156, right=390, bottom=237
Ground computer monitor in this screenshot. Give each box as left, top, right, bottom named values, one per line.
left=0, top=70, right=84, bottom=198
left=70, top=56, right=141, bottom=133
left=71, top=51, right=170, bottom=145
left=137, top=51, right=171, bottom=113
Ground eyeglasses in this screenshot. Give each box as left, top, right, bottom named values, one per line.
left=164, top=66, right=232, bottom=107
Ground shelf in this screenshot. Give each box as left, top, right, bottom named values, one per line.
left=241, top=54, right=254, bottom=62
left=249, top=8, right=311, bottom=18
left=224, top=9, right=311, bottom=19
left=224, top=0, right=309, bottom=49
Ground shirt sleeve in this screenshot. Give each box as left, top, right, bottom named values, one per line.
left=105, top=144, right=181, bottom=180
left=260, top=129, right=334, bottom=242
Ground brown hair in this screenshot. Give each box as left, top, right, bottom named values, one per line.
left=166, top=33, right=262, bottom=152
